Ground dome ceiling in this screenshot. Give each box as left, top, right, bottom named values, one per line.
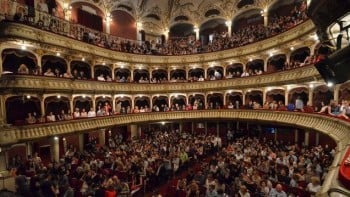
left=69, top=0, right=280, bottom=34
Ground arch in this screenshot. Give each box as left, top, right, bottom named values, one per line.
left=170, top=69, right=186, bottom=80
left=267, top=89, right=286, bottom=104
left=110, top=10, right=136, bottom=40
left=290, top=46, right=311, bottom=64
left=94, top=65, right=111, bottom=80
left=95, top=96, right=113, bottom=115
left=267, top=54, right=287, bottom=72
left=226, top=63, right=243, bottom=78
left=207, top=93, right=223, bottom=109
left=313, top=85, right=333, bottom=110
left=232, top=8, right=263, bottom=32
left=199, top=18, right=227, bottom=45
left=246, top=90, right=263, bottom=105
left=73, top=96, right=92, bottom=113
left=247, top=59, right=264, bottom=73
left=339, top=82, right=350, bottom=101
left=2, top=49, right=37, bottom=74
left=71, top=60, right=91, bottom=79
left=207, top=66, right=223, bottom=79
left=70, top=1, right=105, bottom=31
left=44, top=96, right=70, bottom=116
left=237, top=0, right=254, bottom=9
left=189, top=94, right=205, bottom=110
left=133, top=69, right=149, bottom=83
left=170, top=95, right=186, bottom=110
left=169, top=23, right=194, bottom=38
left=226, top=92, right=243, bottom=107
left=114, top=68, right=130, bottom=82
left=6, top=96, right=41, bottom=125
left=115, top=96, right=132, bottom=114
left=42, top=55, right=67, bottom=77
left=151, top=69, right=167, bottom=82
left=134, top=96, right=150, bottom=111
left=288, top=87, right=308, bottom=104
left=189, top=68, right=204, bottom=80
left=152, top=96, right=169, bottom=111
left=268, top=0, right=303, bottom=18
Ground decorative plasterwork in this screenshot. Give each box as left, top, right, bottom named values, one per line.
left=0, top=20, right=316, bottom=64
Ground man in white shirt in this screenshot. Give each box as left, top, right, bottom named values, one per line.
left=88, top=108, right=96, bottom=117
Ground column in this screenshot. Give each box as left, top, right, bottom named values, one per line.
left=78, top=133, right=84, bottom=152
left=185, top=67, right=189, bottom=80
left=112, top=97, right=116, bottom=113
left=0, top=148, right=8, bottom=172
left=136, top=22, right=143, bottom=42
left=69, top=97, right=74, bottom=113
left=194, top=26, right=199, bottom=40
left=40, top=96, right=45, bottom=116
left=204, top=93, right=208, bottom=108
left=111, top=65, right=115, bottom=80
left=204, top=66, right=208, bottom=79
left=236, top=122, right=239, bottom=131
left=242, top=92, right=246, bottom=105
left=223, top=92, right=227, bottom=106
left=131, top=96, right=135, bottom=110
left=92, top=96, right=96, bottom=111
left=263, top=89, right=267, bottom=104
left=263, top=9, right=268, bottom=26
left=168, top=95, right=172, bottom=107
left=66, top=57, right=72, bottom=73
left=222, top=65, right=227, bottom=78
left=204, top=122, right=208, bottom=135
left=308, top=87, right=313, bottom=106
left=130, top=67, right=134, bottom=82
left=105, top=13, right=111, bottom=34
left=315, top=133, right=319, bottom=145
left=99, top=130, right=105, bottom=146
left=149, top=96, right=153, bottom=110
left=264, top=58, right=268, bottom=72
left=167, top=67, right=171, bottom=81
left=304, top=130, right=310, bottom=146
left=179, top=122, right=183, bottom=133
left=294, top=129, right=298, bottom=144
left=129, top=125, right=138, bottom=139
left=0, top=95, right=6, bottom=126
left=285, top=90, right=289, bottom=105
left=52, top=137, right=60, bottom=162
left=149, top=68, right=152, bottom=81
left=334, top=84, right=341, bottom=102
left=26, top=142, right=33, bottom=156
left=186, top=94, right=189, bottom=105
left=225, top=21, right=232, bottom=37
left=91, top=63, right=95, bottom=79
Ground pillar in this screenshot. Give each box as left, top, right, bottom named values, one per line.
left=308, top=87, right=313, bottom=106
left=191, top=122, right=194, bottom=134
left=304, top=130, right=310, bottom=146
left=194, top=26, right=199, bottom=40
left=40, top=97, right=45, bottom=116
left=111, top=65, right=115, bottom=80
left=294, top=129, right=298, bottom=144
left=186, top=95, right=190, bottom=106
left=105, top=14, right=111, bottom=34
left=91, top=64, right=95, bottom=79
left=223, top=93, right=227, bottom=106
left=52, top=137, right=60, bottom=162
left=130, top=68, right=134, bottom=82
left=315, top=133, right=319, bottom=145
left=185, top=67, right=189, bottom=80
left=131, top=96, right=135, bottom=110
left=334, top=84, right=341, bottom=102
left=149, top=68, right=152, bottom=81
left=242, top=92, right=246, bottom=105
left=179, top=122, right=183, bottom=133
left=205, top=122, right=208, bottom=135
left=137, top=126, right=142, bottom=138
left=26, top=142, right=32, bottom=156
left=129, top=125, right=138, bottom=139
left=204, top=93, right=208, bottom=108
left=285, top=90, right=289, bottom=105
left=204, top=66, right=208, bottom=79
left=111, top=98, right=115, bottom=113
left=0, top=95, right=6, bottom=126
left=78, top=133, right=84, bottom=152
left=0, top=149, right=8, bottom=172
left=167, top=67, right=171, bottom=81
left=222, top=65, right=227, bottom=77
left=263, top=10, right=268, bottom=27
left=92, top=97, right=96, bottom=111
left=264, top=58, right=268, bottom=72
left=99, top=130, right=105, bottom=146
left=225, top=21, right=232, bottom=37
left=69, top=97, right=74, bottom=113
left=263, top=89, right=267, bottom=104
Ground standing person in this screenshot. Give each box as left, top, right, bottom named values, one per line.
left=295, top=96, right=304, bottom=111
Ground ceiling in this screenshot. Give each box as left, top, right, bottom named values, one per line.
left=67, top=0, right=287, bottom=34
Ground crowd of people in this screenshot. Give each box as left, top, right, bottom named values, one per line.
left=10, top=126, right=335, bottom=197
left=2, top=0, right=308, bottom=56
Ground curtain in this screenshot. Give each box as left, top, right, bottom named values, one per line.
left=77, top=8, right=102, bottom=31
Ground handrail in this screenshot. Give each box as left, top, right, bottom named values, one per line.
left=0, top=0, right=309, bottom=56
left=328, top=188, right=350, bottom=196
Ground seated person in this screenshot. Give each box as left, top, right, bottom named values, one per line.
left=106, top=75, right=112, bottom=82
left=43, top=68, right=55, bottom=76
left=17, top=64, right=29, bottom=74
left=227, top=102, right=234, bottom=109
left=338, top=100, right=350, bottom=119
left=318, top=100, right=340, bottom=115
left=73, top=108, right=81, bottom=118
left=63, top=70, right=73, bottom=78
left=241, top=70, right=249, bottom=77
left=80, top=108, right=88, bottom=117
left=88, top=108, right=96, bottom=117
left=26, top=113, right=37, bottom=124
left=97, top=74, right=105, bottom=81
left=46, top=112, right=56, bottom=122
left=64, top=110, right=73, bottom=120
left=198, top=75, right=204, bottom=81
left=54, top=68, right=61, bottom=77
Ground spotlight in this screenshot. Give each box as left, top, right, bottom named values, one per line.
left=327, top=82, right=333, bottom=87
left=21, top=45, right=27, bottom=50
left=57, top=95, right=61, bottom=99
left=26, top=95, right=31, bottom=99
left=56, top=52, right=61, bottom=56
left=54, top=136, right=59, bottom=140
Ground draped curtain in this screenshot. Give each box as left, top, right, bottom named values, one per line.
left=77, top=8, right=102, bottom=31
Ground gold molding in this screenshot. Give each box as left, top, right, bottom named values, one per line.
left=0, top=65, right=321, bottom=94
left=0, top=110, right=349, bottom=149
left=0, top=20, right=315, bottom=64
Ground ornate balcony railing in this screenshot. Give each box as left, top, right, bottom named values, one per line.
left=0, top=65, right=321, bottom=94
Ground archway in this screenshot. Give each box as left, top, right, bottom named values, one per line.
left=290, top=47, right=311, bottom=67
left=189, top=68, right=204, bottom=81
left=152, top=69, right=167, bottom=82
left=207, top=93, right=224, bottom=109
left=45, top=96, right=70, bottom=116
left=189, top=94, right=205, bottom=110
left=247, top=59, right=264, bottom=74
left=226, top=92, right=243, bottom=107
left=94, top=65, right=111, bottom=80
left=42, top=55, right=67, bottom=77
left=267, top=89, right=286, bottom=104
left=288, top=87, right=308, bottom=105
left=169, top=23, right=194, bottom=38
left=339, top=82, right=350, bottom=101
left=2, top=49, right=37, bottom=74
left=133, top=69, right=149, bottom=82
left=267, top=54, right=287, bottom=72
left=6, top=96, right=41, bottom=125
left=170, top=95, right=186, bottom=110
left=226, top=63, right=243, bottom=78
left=134, top=96, right=150, bottom=111
left=114, top=68, right=130, bottom=82
left=70, top=60, right=91, bottom=79
left=232, top=9, right=263, bottom=33
left=73, top=96, right=92, bottom=113
left=200, top=18, right=227, bottom=45
left=152, top=96, right=169, bottom=111
left=110, top=10, right=136, bottom=40
left=115, top=96, right=132, bottom=114
left=170, top=69, right=186, bottom=81
left=313, top=85, right=334, bottom=110
left=246, top=90, right=263, bottom=105
left=96, top=96, right=113, bottom=115
left=207, top=66, right=223, bottom=80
